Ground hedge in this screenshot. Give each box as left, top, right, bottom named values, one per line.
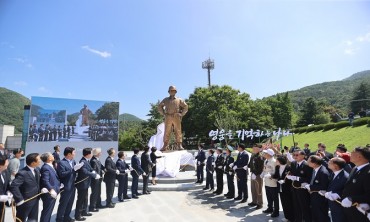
left=353, top=117, right=370, bottom=127
left=335, top=121, right=349, bottom=129
left=323, top=123, right=336, bottom=131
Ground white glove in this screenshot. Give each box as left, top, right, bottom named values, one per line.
left=129, top=166, right=134, bottom=171
left=153, top=164, right=156, bottom=167
left=278, top=180, right=285, bottom=184
left=251, top=173, right=256, bottom=180
left=143, top=172, right=147, bottom=176
left=325, top=192, right=333, bottom=200
left=74, top=162, right=84, bottom=171
left=243, top=165, right=248, bottom=171
left=116, top=170, right=120, bottom=175
left=341, top=197, right=353, bottom=208
left=304, top=184, right=310, bottom=191
left=233, top=166, right=237, bottom=170
left=218, top=166, right=223, bottom=169
left=41, top=188, right=49, bottom=194
left=260, top=172, right=265, bottom=179
left=60, top=183, right=64, bottom=189
left=330, top=193, right=341, bottom=201
left=197, top=161, right=200, bottom=166
left=212, top=162, right=215, bottom=167
left=367, top=213, right=370, bottom=221
left=0, top=195, right=8, bottom=202
left=229, top=172, right=232, bottom=175
left=50, top=190, right=57, bottom=198
left=91, top=171, right=96, bottom=174
left=264, top=173, right=272, bottom=179
left=286, top=175, right=299, bottom=181
left=357, top=203, right=370, bottom=215
left=229, top=163, right=233, bottom=168
left=16, top=200, right=24, bottom=206
left=318, top=190, right=326, bottom=196
left=95, top=174, right=101, bottom=180
left=125, top=169, right=130, bottom=173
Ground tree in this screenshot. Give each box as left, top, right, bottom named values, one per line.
left=266, top=92, right=293, bottom=128
left=95, top=102, right=119, bottom=120
left=351, top=81, right=370, bottom=113
left=297, top=97, right=318, bottom=126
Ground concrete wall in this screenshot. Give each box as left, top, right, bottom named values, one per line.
left=0, top=125, right=15, bottom=144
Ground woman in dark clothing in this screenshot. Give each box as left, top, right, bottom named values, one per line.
left=272, top=155, right=295, bottom=222
left=150, top=147, right=163, bottom=185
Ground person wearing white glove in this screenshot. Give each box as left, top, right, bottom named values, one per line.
left=261, top=149, right=278, bottom=217
left=104, top=148, right=119, bottom=207
left=306, top=155, right=331, bottom=222
left=150, top=147, right=163, bottom=186
left=74, top=148, right=100, bottom=220
left=141, top=146, right=154, bottom=195
left=325, top=157, right=351, bottom=222
left=9, top=153, right=42, bottom=221
left=89, top=148, right=105, bottom=211
left=195, top=144, right=206, bottom=184
left=131, top=148, right=145, bottom=199
left=249, top=144, right=265, bottom=209
left=214, top=148, right=225, bottom=195
left=356, top=203, right=370, bottom=215
left=274, top=155, right=295, bottom=222
left=116, top=151, right=132, bottom=201
left=224, top=146, right=235, bottom=198
left=203, top=149, right=215, bottom=191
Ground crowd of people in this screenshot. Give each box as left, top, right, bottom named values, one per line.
left=195, top=142, right=370, bottom=222
left=0, top=143, right=157, bottom=222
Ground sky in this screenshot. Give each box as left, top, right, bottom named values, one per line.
left=1, top=0, right=370, bottom=120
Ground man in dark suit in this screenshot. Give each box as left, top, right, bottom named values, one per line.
left=286, top=149, right=313, bottom=222
left=10, top=153, right=41, bottom=222
left=309, top=143, right=333, bottom=166
left=75, top=148, right=100, bottom=221
left=141, top=146, right=154, bottom=195
left=232, top=143, right=249, bottom=203
left=40, top=152, right=61, bottom=222
left=104, top=148, right=119, bottom=208
left=214, top=147, right=224, bottom=195
left=195, top=144, right=206, bottom=184
left=131, top=148, right=145, bottom=199
left=223, top=146, right=235, bottom=199
left=0, top=155, right=11, bottom=222
left=341, top=146, right=370, bottom=221
left=324, top=157, right=349, bottom=222
left=89, top=148, right=105, bottom=211
left=116, top=151, right=131, bottom=201
left=305, top=155, right=330, bottom=222
left=53, top=145, right=61, bottom=169
left=56, top=147, right=83, bottom=222
left=203, top=149, right=215, bottom=191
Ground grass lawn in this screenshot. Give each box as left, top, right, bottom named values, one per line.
left=281, top=125, right=370, bottom=153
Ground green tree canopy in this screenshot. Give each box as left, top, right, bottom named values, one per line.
left=350, top=81, right=370, bottom=113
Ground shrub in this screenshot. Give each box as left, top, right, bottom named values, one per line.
left=313, top=124, right=324, bottom=131
left=315, top=113, right=331, bottom=125
left=334, top=121, right=349, bottom=130
left=323, top=123, right=335, bottom=131
left=306, top=126, right=316, bottom=133
left=353, top=117, right=370, bottom=127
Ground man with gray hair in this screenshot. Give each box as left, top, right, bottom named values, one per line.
left=40, top=152, right=61, bottom=222
left=89, top=148, right=105, bottom=211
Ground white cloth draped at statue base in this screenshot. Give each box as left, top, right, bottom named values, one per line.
left=148, top=122, right=195, bottom=177
left=153, top=150, right=196, bottom=177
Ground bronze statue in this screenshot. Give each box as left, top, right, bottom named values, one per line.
left=158, top=86, right=188, bottom=151
left=80, top=104, right=92, bottom=126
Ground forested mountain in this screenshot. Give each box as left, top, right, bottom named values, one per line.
left=267, top=70, right=370, bottom=114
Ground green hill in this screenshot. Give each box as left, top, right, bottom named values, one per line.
left=0, top=87, right=30, bottom=132
left=267, top=70, right=370, bottom=113
left=119, top=113, right=143, bottom=122
left=281, top=125, right=370, bottom=153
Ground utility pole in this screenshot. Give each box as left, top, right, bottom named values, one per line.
left=202, top=58, right=214, bottom=88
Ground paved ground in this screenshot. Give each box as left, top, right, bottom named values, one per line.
left=4, top=179, right=284, bottom=222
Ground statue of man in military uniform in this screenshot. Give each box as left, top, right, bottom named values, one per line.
left=80, top=104, right=92, bottom=126
left=157, top=86, right=188, bottom=151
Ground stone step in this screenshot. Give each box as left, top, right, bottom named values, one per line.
left=134, top=182, right=205, bottom=191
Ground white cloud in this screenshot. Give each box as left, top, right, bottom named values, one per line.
left=356, top=32, right=370, bottom=42
left=9, top=57, right=33, bottom=68
left=14, top=81, right=28, bottom=86
left=343, top=40, right=353, bottom=46
left=81, top=45, right=111, bottom=58
left=344, top=48, right=355, bottom=55
left=38, top=86, right=52, bottom=94
left=1, top=42, right=15, bottom=48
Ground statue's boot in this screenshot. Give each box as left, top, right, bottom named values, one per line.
left=177, top=143, right=184, bottom=150
left=160, top=143, right=168, bottom=152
